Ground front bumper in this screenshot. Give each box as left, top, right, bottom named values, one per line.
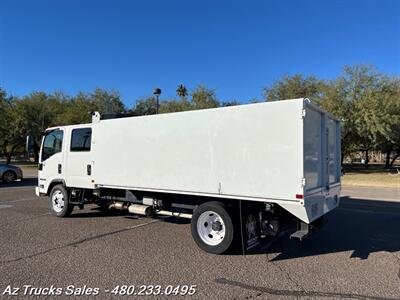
left=35, top=186, right=40, bottom=197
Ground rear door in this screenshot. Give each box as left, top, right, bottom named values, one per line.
left=65, top=127, right=93, bottom=188
left=304, top=104, right=341, bottom=193
left=326, top=117, right=341, bottom=186
left=304, top=105, right=324, bottom=192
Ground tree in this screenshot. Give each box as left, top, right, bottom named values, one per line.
left=133, top=97, right=158, bottom=116
left=0, top=89, right=10, bottom=145
left=369, top=78, right=400, bottom=167
left=191, top=85, right=219, bottom=109
left=90, top=88, right=125, bottom=114
left=159, top=98, right=192, bottom=113
left=58, top=92, right=94, bottom=125
left=338, top=65, right=385, bottom=168
left=263, top=74, right=326, bottom=102
left=0, top=88, right=127, bottom=163
left=15, top=92, right=64, bottom=162
left=0, top=89, right=22, bottom=163
left=133, top=85, right=221, bottom=116
left=133, top=96, right=193, bottom=115
left=176, top=84, right=188, bottom=99
left=60, top=89, right=126, bottom=125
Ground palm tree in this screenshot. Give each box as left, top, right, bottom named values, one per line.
left=176, top=84, right=188, bottom=98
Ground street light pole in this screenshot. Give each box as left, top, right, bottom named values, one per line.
left=156, top=94, right=159, bottom=114
left=153, top=88, right=161, bottom=114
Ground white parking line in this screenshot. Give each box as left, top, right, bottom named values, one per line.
left=1, top=197, right=45, bottom=204
left=0, top=186, right=35, bottom=192
left=342, top=195, right=400, bottom=202
left=0, top=204, right=12, bottom=209
left=338, top=207, right=400, bottom=215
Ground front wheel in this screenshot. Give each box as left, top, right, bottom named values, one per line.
left=49, top=185, right=74, bottom=217
left=191, top=201, right=235, bottom=254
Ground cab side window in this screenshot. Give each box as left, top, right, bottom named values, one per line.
left=70, top=128, right=92, bottom=152
left=42, top=129, right=64, bottom=161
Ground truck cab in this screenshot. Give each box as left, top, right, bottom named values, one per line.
left=36, top=124, right=94, bottom=197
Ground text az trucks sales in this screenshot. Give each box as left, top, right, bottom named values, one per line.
left=2, top=285, right=99, bottom=296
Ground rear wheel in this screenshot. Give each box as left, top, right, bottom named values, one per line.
left=49, top=185, right=74, bottom=217
left=191, top=201, right=234, bottom=254
left=2, top=171, right=16, bottom=182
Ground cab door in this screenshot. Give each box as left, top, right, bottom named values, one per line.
left=39, top=129, right=64, bottom=194
left=65, top=127, right=93, bottom=188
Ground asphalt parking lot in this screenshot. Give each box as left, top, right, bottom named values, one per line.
left=0, top=173, right=399, bottom=299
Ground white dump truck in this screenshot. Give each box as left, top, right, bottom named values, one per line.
left=35, top=98, right=341, bottom=254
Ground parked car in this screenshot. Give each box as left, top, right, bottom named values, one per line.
left=0, top=164, right=23, bottom=182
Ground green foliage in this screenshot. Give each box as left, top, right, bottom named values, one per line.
left=91, top=88, right=125, bottom=114
left=0, top=88, right=126, bottom=162
left=58, top=93, right=95, bottom=125
left=0, top=89, right=23, bottom=162
left=133, top=97, right=157, bottom=115
left=159, top=98, right=193, bottom=113
left=59, top=89, right=126, bottom=125
left=263, top=74, right=326, bottom=102
left=132, top=85, right=221, bottom=116
left=0, top=89, right=12, bottom=143
left=191, top=85, right=219, bottom=109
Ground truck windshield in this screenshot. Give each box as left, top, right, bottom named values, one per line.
left=41, top=129, right=63, bottom=161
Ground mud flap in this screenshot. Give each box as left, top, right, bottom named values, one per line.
left=239, top=200, right=261, bottom=254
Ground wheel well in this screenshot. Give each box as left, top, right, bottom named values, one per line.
left=47, top=180, right=66, bottom=195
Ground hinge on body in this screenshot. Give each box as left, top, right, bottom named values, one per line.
left=301, top=108, right=306, bottom=118
left=301, top=177, right=306, bottom=187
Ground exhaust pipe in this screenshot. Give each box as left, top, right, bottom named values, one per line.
left=108, top=201, right=126, bottom=210
left=128, top=204, right=153, bottom=217
left=127, top=204, right=192, bottom=219
left=155, top=210, right=192, bottom=219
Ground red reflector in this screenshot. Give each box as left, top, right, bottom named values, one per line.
left=296, top=194, right=304, bottom=199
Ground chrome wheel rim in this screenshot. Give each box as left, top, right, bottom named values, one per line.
left=52, top=190, right=64, bottom=213
left=197, top=211, right=225, bottom=246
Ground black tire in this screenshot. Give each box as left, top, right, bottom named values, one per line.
left=191, top=201, right=235, bottom=254
left=49, top=184, right=74, bottom=217
left=2, top=171, right=16, bottom=182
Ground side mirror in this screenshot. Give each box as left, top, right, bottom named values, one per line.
left=26, top=136, right=35, bottom=160
left=26, top=136, right=34, bottom=154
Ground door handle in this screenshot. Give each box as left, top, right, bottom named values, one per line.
left=58, top=164, right=62, bottom=174
left=87, top=164, right=91, bottom=176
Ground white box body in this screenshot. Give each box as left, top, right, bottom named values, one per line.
left=38, top=98, right=341, bottom=223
